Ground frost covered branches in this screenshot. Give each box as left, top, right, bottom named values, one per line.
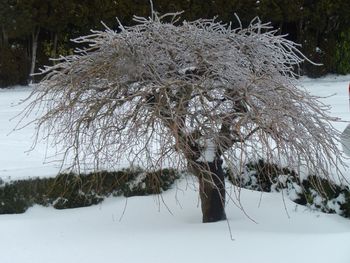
left=23, top=12, right=344, bottom=183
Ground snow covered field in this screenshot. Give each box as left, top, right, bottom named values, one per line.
left=1, top=76, right=350, bottom=263
left=0, top=87, right=61, bottom=181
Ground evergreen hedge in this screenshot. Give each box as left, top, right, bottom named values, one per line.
left=0, top=168, right=180, bottom=214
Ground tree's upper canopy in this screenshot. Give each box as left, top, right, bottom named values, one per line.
left=23, top=12, right=344, bottom=180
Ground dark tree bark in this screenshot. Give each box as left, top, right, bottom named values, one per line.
left=197, top=158, right=226, bottom=223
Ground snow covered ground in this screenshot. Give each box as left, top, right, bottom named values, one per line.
left=1, top=76, right=350, bottom=263
left=0, top=87, right=61, bottom=181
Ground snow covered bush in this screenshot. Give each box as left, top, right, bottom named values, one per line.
left=227, top=160, right=350, bottom=218
left=20, top=10, right=346, bottom=222
left=227, top=159, right=298, bottom=193
left=300, top=176, right=350, bottom=217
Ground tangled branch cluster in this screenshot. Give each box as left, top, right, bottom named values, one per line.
left=22, top=12, right=345, bottom=182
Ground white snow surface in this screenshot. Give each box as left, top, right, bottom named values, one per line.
left=0, top=87, right=63, bottom=182
left=1, top=76, right=350, bottom=263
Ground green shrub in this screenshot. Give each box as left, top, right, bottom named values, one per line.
left=0, top=46, right=29, bottom=87
left=335, top=30, right=350, bottom=75
left=0, top=168, right=180, bottom=214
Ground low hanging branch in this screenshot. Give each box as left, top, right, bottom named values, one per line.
left=20, top=11, right=347, bottom=222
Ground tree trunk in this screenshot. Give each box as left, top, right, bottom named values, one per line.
left=53, top=32, right=58, bottom=58
left=1, top=25, right=8, bottom=47
left=29, top=27, right=40, bottom=83
left=197, top=158, right=226, bottom=223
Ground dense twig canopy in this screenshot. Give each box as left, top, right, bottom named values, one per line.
left=21, top=12, right=345, bottom=182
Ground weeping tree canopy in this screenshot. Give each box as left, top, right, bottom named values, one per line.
left=20, top=10, right=346, bottom=222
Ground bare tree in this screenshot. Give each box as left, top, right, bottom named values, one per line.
left=20, top=11, right=346, bottom=222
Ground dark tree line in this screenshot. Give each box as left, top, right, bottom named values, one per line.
left=1, top=0, right=350, bottom=87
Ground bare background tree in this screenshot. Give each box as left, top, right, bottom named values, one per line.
left=20, top=11, right=346, bottom=223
